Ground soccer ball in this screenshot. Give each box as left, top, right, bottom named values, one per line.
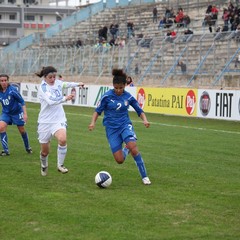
left=95, top=171, right=112, bottom=188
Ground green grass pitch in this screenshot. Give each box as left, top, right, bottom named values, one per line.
left=0, top=102, right=239, bottom=240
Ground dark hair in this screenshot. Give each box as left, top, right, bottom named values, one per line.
left=126, top=76, right=133, bottom=84
left=35, top=66, right=57, bottom=78
left=0, top=74, right=10, bottom=92
left=112, top=69, right=127, bottom=84
left=0, top=74, right=9, bottom=79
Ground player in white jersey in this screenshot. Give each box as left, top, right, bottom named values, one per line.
left=36, top=66, right=84, bottom=176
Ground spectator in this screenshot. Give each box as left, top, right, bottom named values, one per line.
left=98, top=26, right=108, bottom=41
left=182, top=15, right=191, bottom=28
left=183, top=29, right=193, bottom=42
left=165, top=7, right=171, bottom=19
left=165, top=7, right=175, bottom=18
left=174, top=8, right=184, bottom=27
left=228, top=1, right=235, bottom=12
left=211, top=5, right=219, bottom=25
left=222, top=8, right=230, bottom=27
left=204, top=14, right=214, bottom=33
left=230, top=13, right=240, bottom=31
left=127, top=22, right=135, bottom=38
left=206, top=4, right=212, bottom=15
left=135, top=64, right=140, bottom=75
left=76, top=39, right=82, bottom=47
left=233, top=24, right=240, bottom=41
left=109, top=38, right=117, bottom=46
left=102, top=26, right=108, bottom=41
left=165, top=18, right=173, bottom=28
left=98, top=27, right=103, bottom=41
left=110, top=24, right=119, bottom=39
left=177, top=61, right=187, bottom=74
left=102, top=39, right=111, bottom=50
left=116, top=37, right=126, bottom=48
left=120, top=37, right=126, bottom=48
left=126, top=76, right=134, bottom=86
left=214, top=26, right=225, bottom=40
left=165, top=30, right=176, bottom=43
left=235, top=54, right=240, bottom=68
left=153, top=6, right=158, bottom=23
left=158, top=17, right=167, bottom=29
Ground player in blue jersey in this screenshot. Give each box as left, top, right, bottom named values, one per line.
left=0, top=74, right=32, bottom=156
left=88, top=69, right=151, bottom=185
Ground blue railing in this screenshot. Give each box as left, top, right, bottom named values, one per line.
left=212, top=47, right=240, bottom=86
left=187, top=43, right=215, bottom=86
left=1, top=34, right=37, bottom=54
left=161, top=46, right=188, bottom=85
left=45, top=1, right=104, bottom=38
left=0, top=0, right=156, bottom=54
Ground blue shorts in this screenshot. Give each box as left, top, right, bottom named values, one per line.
left=0, top=112, right=25, bottom=126
left=106, top=124, right=137, bottom=153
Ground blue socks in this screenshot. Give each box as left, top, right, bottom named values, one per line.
left=122, top=146, right=148, bottom=179
left=21, top=132, right=30, bottom=150
left=1, top=132, right=9, bottom=153
left=0, top=132, right=30, bottom=154
left=133, top=153, right=147, bottom=179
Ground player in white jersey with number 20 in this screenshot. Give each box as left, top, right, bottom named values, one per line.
left=36, top=66, right=84, bottom=176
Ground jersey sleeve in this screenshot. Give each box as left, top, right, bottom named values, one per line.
left=129, top=95, right=144, bottom=116
left=95, top=94, right=108, bottom=115
left=11, top=87, right=25, bottom=106
left=62, top=82, right=79, bottom=89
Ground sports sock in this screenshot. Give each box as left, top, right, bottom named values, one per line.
left=40, top=153, right=48, bottom=168
left=57, top=144, right=67, bottom=167
left=21, top=132, right=30, bottom=150
left=1, top=132, right=9, bottom=153
left=133, top=153, right=147, bottom=179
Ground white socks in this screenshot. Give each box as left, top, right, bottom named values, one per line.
left=57, top=144, right=67, bottom=167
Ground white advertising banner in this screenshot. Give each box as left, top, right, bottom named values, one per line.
left=20, top=83, right=136, bottom=109
left=20, top=83, right=240, bottom=121
left=21, top=83, right=39, bottom=103
left=197, top=89, right=240, bottom=121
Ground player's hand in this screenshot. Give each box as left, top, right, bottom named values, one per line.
left=88, top=123, right=95, bottom=131
left=23, top=114, right=28, bottom=123
left=65, top=94, right=74, bottom=101
left=144, top=121, right=150, bottom=128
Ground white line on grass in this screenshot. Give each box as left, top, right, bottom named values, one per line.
left=28, top=107, right=240, bottom=135
left=66, top=112, right=240, bottom=135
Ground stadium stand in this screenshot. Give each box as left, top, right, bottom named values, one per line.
left=0, top=0, right=239, bottom=88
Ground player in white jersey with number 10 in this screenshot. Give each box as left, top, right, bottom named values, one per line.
left=36, top=66, right=84, bottom=176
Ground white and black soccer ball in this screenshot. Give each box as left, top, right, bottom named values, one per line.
left=95, top=171, right=112, bottom=188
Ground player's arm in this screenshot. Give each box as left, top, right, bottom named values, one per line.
left=22, top=105, right=28, bottom=123
left=62, top=82, right=84, bottom=89
left=140, top=112, right=150, bottom=128
left=89, top=94, right=107, bottom=131
left=88, top=112, right=99, bottom=131
left=39, top=85, right=71, bottom=105
left=130, top=95, right=150, bottom=128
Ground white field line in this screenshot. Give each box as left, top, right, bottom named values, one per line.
left=28, top=108, right=240, bottom=135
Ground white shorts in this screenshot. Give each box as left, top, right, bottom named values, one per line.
left=37, top=122, right=67, bottom=144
